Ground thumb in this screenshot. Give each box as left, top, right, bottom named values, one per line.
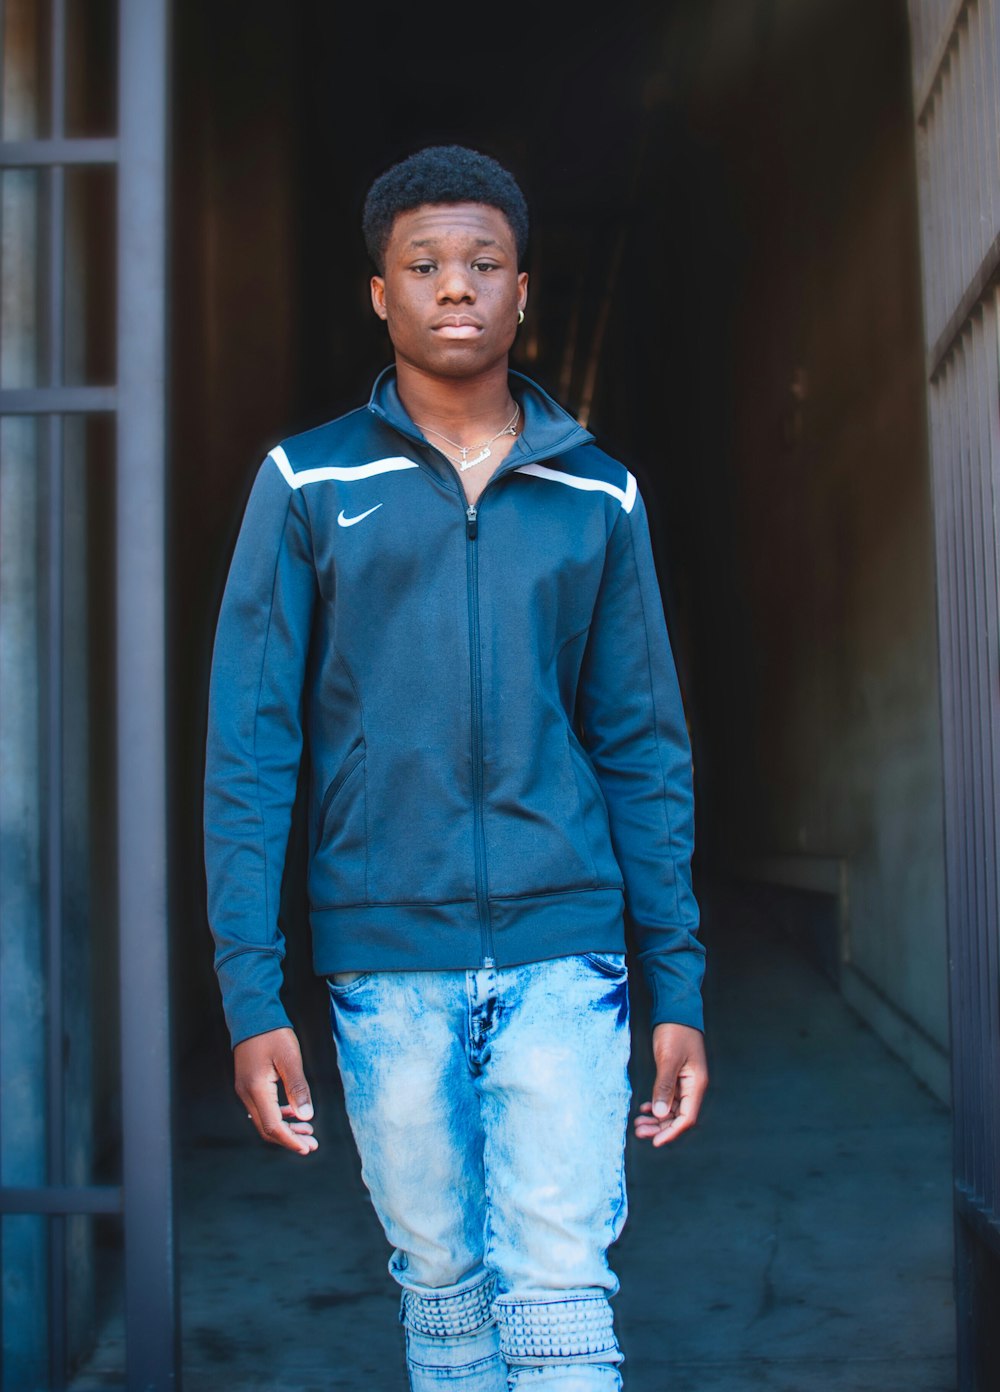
left=652, top=1063, right=678, bottom=1120
left=275, top=1035, right=314, bottom=1120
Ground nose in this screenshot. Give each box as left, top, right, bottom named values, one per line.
left=436, top=261, right=475, bottom=303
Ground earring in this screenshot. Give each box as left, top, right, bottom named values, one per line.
left=518, top=309, right=525, bottom=325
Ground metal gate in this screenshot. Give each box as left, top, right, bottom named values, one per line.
left=907, top=2, right=1000, bottom=1384
left=0, top=1, right=175, bottom=1387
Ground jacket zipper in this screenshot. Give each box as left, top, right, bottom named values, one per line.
left=465, top=500, right=495, bottom=968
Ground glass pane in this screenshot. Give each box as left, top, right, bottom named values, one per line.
left=62, top=412, right=121, bottom=1187
left=1, top=0, right=49, bottom=140
left=1, top=417, right=48, bottom=1392
left=66, top=0, right=118, bottom=138
left=1, top=415, right=122, bottom=1390
left=2, top=0, right=119, bottom=141
left=68, top=1215, right=126, bottom=1388
left=0, top=1216, right=51, bottom=1386
left=64, top=166, right=116, bottom=386
left=0, top=1213, right=125, bottom=1390
left=0, top=167, right=45, bottom=388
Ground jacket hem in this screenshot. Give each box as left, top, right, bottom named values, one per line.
left=310, top=887, right=626, bottom=973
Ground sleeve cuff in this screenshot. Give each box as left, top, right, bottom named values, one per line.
left=643, top=954, right=706, bottom=1032
left=216, top=947, right=292, bottom=1048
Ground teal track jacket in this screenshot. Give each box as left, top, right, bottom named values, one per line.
left=205, top=368, right=704, bottom=1046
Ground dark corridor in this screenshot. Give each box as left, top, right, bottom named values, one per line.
left=171, top=0, right=946, bottom=1079
left=170, top=0, right=735, bottom=1064
left=160, top=2, right=953, bottom=1388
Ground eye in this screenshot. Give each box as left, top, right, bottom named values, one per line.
left=472, top=261, right=500, bottom=272
left=411, top=262, right=435, bottom=275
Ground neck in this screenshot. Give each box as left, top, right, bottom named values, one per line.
left=395, top=358, right=515, bottom=436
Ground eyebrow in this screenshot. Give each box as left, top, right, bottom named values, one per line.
left=407, top=237, right=503, bottom=250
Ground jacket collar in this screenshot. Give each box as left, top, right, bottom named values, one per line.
left=366, top=364, right=594, bottom=488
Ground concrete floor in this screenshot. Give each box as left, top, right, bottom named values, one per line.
left=73, top=883, right=955, bottom=1390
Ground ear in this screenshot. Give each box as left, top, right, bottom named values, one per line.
left=517, top=270, right=528, bottom=316
left=371, top=275, right=388, bottom=320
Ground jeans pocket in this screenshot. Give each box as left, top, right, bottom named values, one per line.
left=327, top=970, right=374, bottom=996
left=581, top=952, right=627, bottom=979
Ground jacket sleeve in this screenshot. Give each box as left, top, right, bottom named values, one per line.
left=204, top=455, right=318, bottom=1047
left=576, top=487, right=705, bottom=1031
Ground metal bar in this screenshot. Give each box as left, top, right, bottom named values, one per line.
left=990, top=288, right=1000, bottom=1216
left=117, top=0, right=178, bottom=1388
left=971, top=3, right=991, bottom=285
left=947, top=361, right=973, bottom=1196
left=969, top=320, right=991, bottom=1202
left=985, top=2, right=1000, bottom=248
left=0, top=0, right=6, bottom=132
left=955, top=11, right=972, bottom=304
left=928, top=228, right=1000, bottom=378
left=931, top=373, right=963, bottom=1176
left=938, top=53, right=958, bottom=354
left=0, top=385, right=117, bottom=413
left=46, top=4, right=68, bottom=1381
left=972, top=304, right=1000, bottom=1218
left=45, top=352, right=67, bottom=1392
left=917, top=0, right=972, bottom=125
left=0, top=1186, right=123, bottom=1215
left=0, top=137, right=118, bottom=166
left=931, top=375, right=966, bottom=1176
left=955, top=1182, right=1000, bottom=1262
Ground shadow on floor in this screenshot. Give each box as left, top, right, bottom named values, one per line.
left=73, top=881, right=956, bottom=1390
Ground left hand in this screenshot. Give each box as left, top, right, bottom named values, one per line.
left=633, top=1022, right=708, bottom=1148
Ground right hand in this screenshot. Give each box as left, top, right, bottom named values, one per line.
left=234, top=1027, right=318, bottom=1156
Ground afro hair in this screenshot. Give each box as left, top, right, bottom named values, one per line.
left=362, top=145, right=529, bottom=273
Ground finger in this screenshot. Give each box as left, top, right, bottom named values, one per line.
left=635, top=1099, right=675, bottom=1123
left=653, top=1109, right=695, bottom=1146
left=651, top=1065, right=679, bottom=1121
left=248, top=1079, right=317, bottom=1155
left=635, top=1097, right=677, bottom=1136
left=634, top=1115, right=674, bottom=1138
left=274, top=1039, right=314, bottom=1121
left=280, top=1103, right=315, bottom=1130
left=279, top=1105, right=315, bottom=1138
left=258, top=1111, right=318, bottom=1154
left=634, top=1110, right=676, bottom=1138
left=651, top=1079, right=704, bottom=1146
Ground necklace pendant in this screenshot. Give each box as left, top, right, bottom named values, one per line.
left=458, top=446, right=492, bottom=472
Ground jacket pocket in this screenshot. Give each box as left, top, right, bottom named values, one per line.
left=566, top=731, right=612, bottom=883
left=567, top=731, right=604, bottom=805
left=318, top=741, right=366, bottom=835
left=310, top=742, right=367, bottom=907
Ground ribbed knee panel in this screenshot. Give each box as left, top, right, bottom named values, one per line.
left=492, top=1293, right=622, bottom=1365
left=400, top=1272, right=497, bottom=1338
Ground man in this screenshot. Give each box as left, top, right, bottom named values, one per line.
left=205, top=145, right=707, bottom=1391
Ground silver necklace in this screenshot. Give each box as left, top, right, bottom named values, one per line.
left=416, top=402, right=520, bottom=471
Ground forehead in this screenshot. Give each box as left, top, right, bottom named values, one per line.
left=387, top=202, right=516, bottom=254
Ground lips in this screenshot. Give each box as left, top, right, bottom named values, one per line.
left=432, top=316, right=483, bottom=339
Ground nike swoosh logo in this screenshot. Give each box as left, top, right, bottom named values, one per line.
left=337, top=504, right=382, bottom=528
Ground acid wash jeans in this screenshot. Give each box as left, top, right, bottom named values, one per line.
left=328, top=953, right=633, bottom=1391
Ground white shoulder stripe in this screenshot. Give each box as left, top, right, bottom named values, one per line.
left=269, top=445, right=419, bottom=490
left=514, top=461, right=638, bottom=513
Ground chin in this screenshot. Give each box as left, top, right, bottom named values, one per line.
left=437, top=337, right=516, bottom=375
left=423, top=347, right=500, bottom=378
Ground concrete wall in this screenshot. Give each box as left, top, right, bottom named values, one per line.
left=678, top=0, right=949, bottom=1096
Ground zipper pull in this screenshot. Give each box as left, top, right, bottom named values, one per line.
left=466, top=504, right=478, bottom=539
